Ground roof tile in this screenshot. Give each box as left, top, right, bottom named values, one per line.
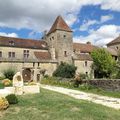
left=0, top=36, right=47, bottom=49
left=47, top=16, right=72, bottom=35
left=34, top=51, right=51, bottom=60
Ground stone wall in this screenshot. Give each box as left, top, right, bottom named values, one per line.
left=84, top=79, right=120, bottom=91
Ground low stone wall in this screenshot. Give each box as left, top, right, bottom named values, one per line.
left=83, top=79, right=120, bottom=91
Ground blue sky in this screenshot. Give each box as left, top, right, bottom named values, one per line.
left=0, top=0, right=120, bottom=46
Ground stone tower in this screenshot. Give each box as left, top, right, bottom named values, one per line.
left=45, top=16, right=73, bottom=64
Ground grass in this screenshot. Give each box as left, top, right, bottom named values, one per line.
left=76, top=85, right=120, bottom=98
left=0, top=89, right=120, bottom=120
left=41, top=77, right=120, bottom=98
left=0, top=82, right=4, bottom=89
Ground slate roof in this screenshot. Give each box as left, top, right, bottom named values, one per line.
left=0, top=36, right=48, bottom=50
left=47, top=15, right=72, bottom=35
left=107, top=36, right=120, bottom=46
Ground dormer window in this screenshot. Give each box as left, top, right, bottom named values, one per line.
left=52, top=36, right=54, bottom=40
left=9, top=40, right=15, bottom=46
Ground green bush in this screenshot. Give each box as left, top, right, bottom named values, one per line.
left=0, top=76, right=5, bottom=80
left=6, top=94, right=18, bottom=104
left=79, top=83, right=95, bottom=90
left=0, top=97, right=9, bottom=110
left=41, top=76, right=74, bottom=88
left=0, top=82, right=4, bottom=89
left=53, top=62, right=77, bottom=78
left=3, top=69, right=15, bottom=80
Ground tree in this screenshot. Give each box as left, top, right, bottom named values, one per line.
left=53, top=62, right=77, bottom=78
left=91, top=48, right=116, bottom=78
left=115, top=50, right=120, bottom=78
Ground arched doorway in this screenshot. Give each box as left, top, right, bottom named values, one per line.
left=22, top=68, right=31, bottom=82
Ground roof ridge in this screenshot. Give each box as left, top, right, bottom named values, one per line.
left=0, top=35, right=42, bottom=42
left=107, top=36, right=120, bottom=46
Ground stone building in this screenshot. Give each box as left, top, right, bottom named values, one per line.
left=0, top=16, right=118, bottom=81
left=107, top=35, right=120, bottom=52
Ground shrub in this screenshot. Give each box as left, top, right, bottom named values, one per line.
left=6, top=94, right=18, bottom=104
left=79, top=73, right=87, bottom=80
left=79, top=83, right=95, bottom=90
left=2, top=79, right=12, bottom=87
left=3, top=69, right=15, bottom=80
left=0, top=97, right=9, bottom=110
left=53, top=62, right=77, bottom=78
left=0, top=76, right=5, bottom=80
left=41, top=76, right=74, bottom=88
left=28, top=82, right=37, bottom=85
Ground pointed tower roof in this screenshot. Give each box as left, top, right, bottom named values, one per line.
left=47, top=16, right=72, bottom=35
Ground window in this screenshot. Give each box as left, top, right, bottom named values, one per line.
left=8, top=52, right=15, bottom=58
left=9, top=40, right=15, bottom=46
left=63, top=35, right=66, bottom=38
left=64, top=51, right=67, bottom=57
left=0, top=51, right=2, bottom=58
left=52, top=36, right=54, bottom=40
left=85, top=61, right=87, bottom=67
left=23, top=50, right=29, bottom=58
left=33, top=62, right=35, bottom=67
left=38, top=62, right=40, bottom=67
left=116, top=46, right=118, bottom=49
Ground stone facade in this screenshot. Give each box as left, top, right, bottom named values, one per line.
left=74, top=60, right=93, bottom=76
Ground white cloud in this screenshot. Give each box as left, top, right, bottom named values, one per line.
left=80, top=14, right=113, bottom=31
left=74, top=25, right=120, bottom=46
left=100, top=15, right=113, bottom=23
left=0, top=32, right=18, bottom=37
left=80, top=20, right=98, bottom=31
left=101, top=0, right=120, bottom=12
left=0, top=0, right=119, bottom=32
left=65, top=14, right=78, bottom=26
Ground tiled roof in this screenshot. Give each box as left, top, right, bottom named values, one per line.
left=0, top=36, right=48, bottom=49
left=105, top=48, right=118, bottom=56
left=74, top=54, right=93, bottom=61
left=73, top=42, right=98, bottom=53
left=34, top=51, right=51, bottom=60
left=107, top=36, right=120, bottom=46
left=47, top=16, right=72, bottom=35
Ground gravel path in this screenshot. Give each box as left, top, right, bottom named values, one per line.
left=41, top=85, right=120, bottom=110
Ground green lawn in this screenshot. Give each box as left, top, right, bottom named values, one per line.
left=0, top=89, right=120, bottom=120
